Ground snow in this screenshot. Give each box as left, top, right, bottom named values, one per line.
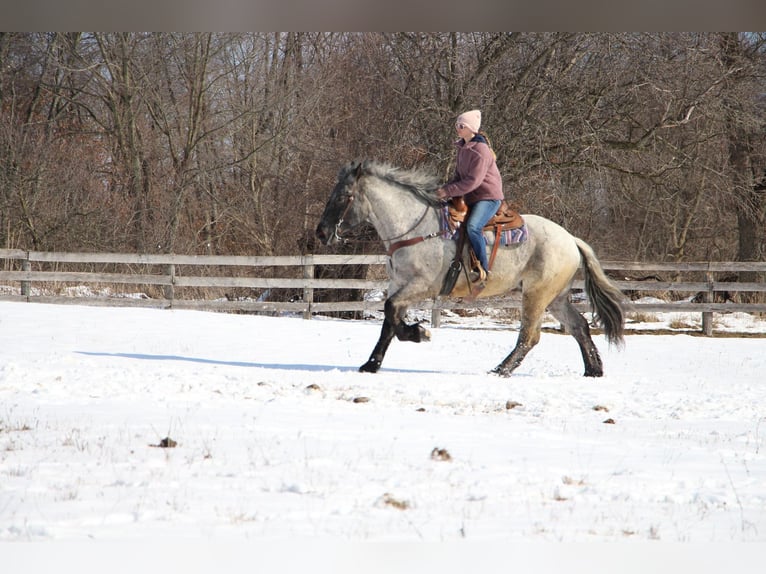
left=1, top=300, right=765, bottom=567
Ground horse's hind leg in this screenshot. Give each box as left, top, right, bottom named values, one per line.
left=491, top=292, right=547, bottom=377
left=548, top=293, right=603, bottom=377
left=359, top=296, right=431, bottom=373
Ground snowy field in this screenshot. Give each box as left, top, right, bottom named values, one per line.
left=1, top=299, right=765, bottom=569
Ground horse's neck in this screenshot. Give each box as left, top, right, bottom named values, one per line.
left=366, top=182, right=439, bottom=243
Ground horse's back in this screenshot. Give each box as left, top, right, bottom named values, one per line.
left=522, top=214, right=581, bottom=260
left=516, top=214, right=582, bottom=281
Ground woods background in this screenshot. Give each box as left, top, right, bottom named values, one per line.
left=1, top=33, right=764, bottom=271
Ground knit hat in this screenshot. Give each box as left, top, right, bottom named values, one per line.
left=456, top=109, right=481, bottom=133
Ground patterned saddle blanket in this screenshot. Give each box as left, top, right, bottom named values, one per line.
left=440, top=199, right=528, bottom=246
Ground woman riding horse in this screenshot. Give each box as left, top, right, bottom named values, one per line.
left=316, top=160, right=625, bottom=377
left=435, top=109, right=503, bottom=286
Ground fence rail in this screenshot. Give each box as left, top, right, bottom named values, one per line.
left=1, top=249, right=765, bottom=335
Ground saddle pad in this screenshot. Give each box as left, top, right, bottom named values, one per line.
left=440, top=206, right=460, bottom=239
left=440, top=206, right=529, bottom=245
left=487, top=224, right=528, bottom=245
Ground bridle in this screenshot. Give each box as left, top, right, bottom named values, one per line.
left=332, top=173, right=440, bottom=257
left=330, top=192, right=356, bottom=244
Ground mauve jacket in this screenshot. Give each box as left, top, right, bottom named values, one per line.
left=441, top=136, right=504, bottom=205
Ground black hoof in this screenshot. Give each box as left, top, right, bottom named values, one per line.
left=584, top=369, right=603, bottom=377
left=490, top=366, right=512, bottom=377
left=359, top=358, right=381, bottom=373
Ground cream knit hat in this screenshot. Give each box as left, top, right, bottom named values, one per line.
left=456, top=109, right=481, bottom=133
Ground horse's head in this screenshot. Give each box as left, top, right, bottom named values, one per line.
left=315, top=161, right=369, bottom=245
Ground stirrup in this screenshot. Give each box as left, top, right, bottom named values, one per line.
left=469, top=265, right=487, bottom=283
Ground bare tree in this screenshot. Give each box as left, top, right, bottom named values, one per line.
left=1, top=32, right=763, bottom=277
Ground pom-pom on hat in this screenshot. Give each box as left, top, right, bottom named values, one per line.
left=456, top=109, right=481, bottom=133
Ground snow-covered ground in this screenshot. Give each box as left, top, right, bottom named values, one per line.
left=1, top=300, right=765, bottom=565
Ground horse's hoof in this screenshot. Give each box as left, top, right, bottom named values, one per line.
left=490, top=366, right=512, bottom=377
left=359, top=359, right=381, bottom=373
left=584, top=368, right=603, bottom=378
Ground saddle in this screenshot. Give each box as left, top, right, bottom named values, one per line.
left=439, top=197, right=525, bottom=297
left=447, top=197, right=524, bottom=269
left=446, top=197, right=524, bottom=235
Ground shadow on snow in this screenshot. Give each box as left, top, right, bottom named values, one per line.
left=75, top=351, right=456, bottom=375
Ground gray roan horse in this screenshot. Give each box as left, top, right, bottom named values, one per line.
left=315, top=160, right=626, bottom=377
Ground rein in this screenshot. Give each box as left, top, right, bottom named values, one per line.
left=386, top=230, right=441, bottom=257
left=385, top=206, right=440, bottom=257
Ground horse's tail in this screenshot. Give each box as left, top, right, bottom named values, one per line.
left=575, top=238, right=626, bottom=347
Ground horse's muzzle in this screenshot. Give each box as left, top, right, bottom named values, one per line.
left=315, top=223, right=333, bottom=245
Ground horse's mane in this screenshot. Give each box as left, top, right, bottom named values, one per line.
left=341, top=160, right=443, bottom=207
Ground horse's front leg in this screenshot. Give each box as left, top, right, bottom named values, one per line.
left=359, top=315, right=395, bottom=373
left=359, top=296, right=430, bottom=373
left=387, top=296, right=431, bottom=343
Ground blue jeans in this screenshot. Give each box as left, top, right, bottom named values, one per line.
left=465, top=199, right=501, bottom=272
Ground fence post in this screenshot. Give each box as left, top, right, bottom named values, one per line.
left=431, top=303, right=441, bottom=328
left=164, top=264, right=175, bottom=305
left=701, top=271, right=713, bottom=336
left=21, top=255, right=30, bottom=297
left=303, top=255, right=314, bottom=320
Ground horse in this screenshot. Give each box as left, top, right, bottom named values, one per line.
left=315, top=160, right=626, bottom=377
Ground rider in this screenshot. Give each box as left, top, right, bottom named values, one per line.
left=436, top=109, right=504, bottom=283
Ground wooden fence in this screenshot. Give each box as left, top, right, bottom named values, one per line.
left=1, top=248, right=765, bottom=335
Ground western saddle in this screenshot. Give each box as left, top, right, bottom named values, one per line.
left=446, top=196, right=524, bottom=272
